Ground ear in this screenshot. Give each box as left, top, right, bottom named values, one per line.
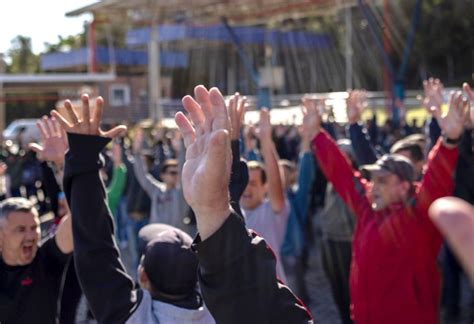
left=138, top=266, right=150, bottom=289
left=400, top=181, right=412, bottom=198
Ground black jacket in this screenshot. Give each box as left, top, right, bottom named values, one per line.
left=64, top=133, right=312, bottom=324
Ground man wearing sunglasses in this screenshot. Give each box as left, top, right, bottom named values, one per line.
left=132, top=129, right=192, bottom=234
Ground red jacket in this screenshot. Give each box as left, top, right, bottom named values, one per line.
left=312, top=131, right=458, bottom=324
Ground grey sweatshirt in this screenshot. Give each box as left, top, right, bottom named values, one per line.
left=127, top=290, right=215, bottom=324
left=133, top=154, right=191, bottom=233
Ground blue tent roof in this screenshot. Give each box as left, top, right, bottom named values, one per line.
left=41, top=47, right=188, bottom=70
left=127, top=24, right=331, bottom=49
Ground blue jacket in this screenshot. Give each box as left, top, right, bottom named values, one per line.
left=280, top=152, right=315, bottom=257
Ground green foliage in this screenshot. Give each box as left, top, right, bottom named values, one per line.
left=6, top=36, right=40, bottom=74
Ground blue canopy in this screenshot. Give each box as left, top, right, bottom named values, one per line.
left=41, top=47, right=188, bottom=70
left=127, top=24, right=331, bottom=49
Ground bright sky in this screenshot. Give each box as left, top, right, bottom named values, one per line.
left=0, top=0, right=94, bottom=55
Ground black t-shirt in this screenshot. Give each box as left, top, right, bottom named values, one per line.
left=0, top=236, right=70, bottom=324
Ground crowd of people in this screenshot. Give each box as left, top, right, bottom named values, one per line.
left=0, top=78, right=473, bottom=324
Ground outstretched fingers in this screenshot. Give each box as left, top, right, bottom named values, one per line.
left=64, top=100, right=79, bottom=125
left=101, top=125, right=127, bottom=139
left=36, top=119, right=49, bottom=141
left=51, top=110, right=73, bottom=132
left=28, top=143, right=44, bottom=154
left=81, top=94, right=91, bottom=128
left=195, top=85, right=214, bottom=133
left=175, top=112, right=196, bottom=148
left=182, top=95, right=205, bottom=133
left=209, top=87, right=230, bottom=133
left=91, top=96, right=104, bottom=132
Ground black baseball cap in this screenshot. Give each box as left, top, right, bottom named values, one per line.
left=361, top=154, right=414, bottom=183
left=138, top=224, right=198, bottom=297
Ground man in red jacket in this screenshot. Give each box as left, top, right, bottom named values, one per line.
left=303, top=90, right=470, bottom=324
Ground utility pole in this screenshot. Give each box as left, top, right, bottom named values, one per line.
left=0, top=53, right=6, bottom=131
left=344, top=3, right=353, bottom=89
left=148, top=22, right=162, bottom=123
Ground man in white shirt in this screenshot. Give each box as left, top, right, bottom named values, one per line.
left=240, top=109, right=289, bottom=282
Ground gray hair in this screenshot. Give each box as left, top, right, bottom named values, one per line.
left=0, top=198, right=37, bottom=225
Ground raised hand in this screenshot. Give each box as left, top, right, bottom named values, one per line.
left=463, top=82, right=474, bottom=125
left=431, top=91, right=470, bottom=141
left=422, top=78, right=444, bottom=113
left=228, top=92, right=247, bottom=141
left=28, top=116, right=68, bottom=166
left=256, top=108, right=272, bottom=141
left=346, top=90, right=367, bottom=124
left=429, top=197, right=474, bottom=283
left=132, top=127, right=145, bottom=154
left=301, top=95, right=323, bottom=141
left=51, top=94, right=127, bottom=138
left=175, top=85, right=232, bottom=240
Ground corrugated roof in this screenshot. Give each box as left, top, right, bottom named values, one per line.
left=66, top=0, right=357, bottom=24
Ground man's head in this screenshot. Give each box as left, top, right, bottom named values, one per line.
left=278, top=160, right=296, bottom=189
left=390, top=136, right=425, bottom=178
left=137, top=224, right=198, bottom=300
left=362, top=154, right=414, bottom=211
left=0, top=198, right=40, bottom=266
left=160, top=159, right=179, bottom=188
left=240, top=161, right=267, bottom=210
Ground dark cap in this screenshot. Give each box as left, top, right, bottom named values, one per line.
left=361, top=154, right=414, bottom=182
left=138, top=224, right=198, bottom=296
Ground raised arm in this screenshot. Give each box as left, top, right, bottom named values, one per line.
left=107, top=142, right=127, bottom=212
left=302, top=96, right=371, bottom=219
left=257, top=109, right=286, bottom=213
left=175, top=86, right=312, bottom=323
left=421, top=78, right=444, bottom=150
left=131, top=127, right=164, bottom=196
left=52, top=95, right=140, bottom=323
left=429, top=197, right=474, bottom=283
left=346, top=90, right=379, bottom=165
left=294, top=106, right=317, bottom=222
left=228, top=93, right=249, bottom=218
left=415, top=90, right=468, bottom=214
left=28, top=117, right=72, bottom=253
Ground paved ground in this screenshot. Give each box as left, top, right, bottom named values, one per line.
left=305, top=238, right=343, bottom=324
left=75, top=231, right=473, bottom=324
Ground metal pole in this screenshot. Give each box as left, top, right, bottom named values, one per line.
left=148, top=23, right=161, bottom=122
left=344, top=4, right=353, bottom=89
left=87, top=20, right=97, bottom=73
left=0, top=82, right=4, bottom=131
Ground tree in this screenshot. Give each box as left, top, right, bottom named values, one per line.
left=6, top=36, right=40, bottom=74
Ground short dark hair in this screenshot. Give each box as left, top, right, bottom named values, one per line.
left=390, top=141, right=424, bottom=162
left=0, top=198, right=37, bottom=225
left=278, top=159, right=296, bottom=172
left=160, top=159, right=178, bottom=174
left=247, top=161, right=267, bottom=184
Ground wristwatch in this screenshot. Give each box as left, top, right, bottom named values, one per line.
left=442, top=134, right=460, bottom=145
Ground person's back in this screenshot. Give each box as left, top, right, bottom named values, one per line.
left=127, top=290, right=214, bottom=324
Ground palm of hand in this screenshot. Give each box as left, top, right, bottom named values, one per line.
left=41, top=137, right=68, bottom=161
left=52, top=94, right=126, bottom=139
left=175, top=86, right=232, bottom=215
left=424, top=90, right=443, bottom=110
left=437, top=91, right=469, bottom=139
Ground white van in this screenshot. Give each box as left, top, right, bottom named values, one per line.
left=3, top=119, right=40, bottom=144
